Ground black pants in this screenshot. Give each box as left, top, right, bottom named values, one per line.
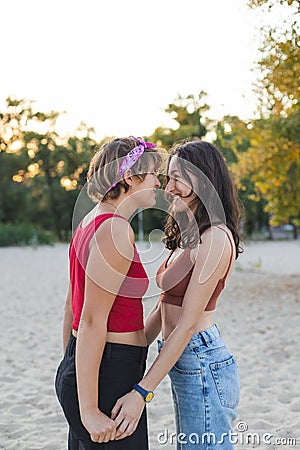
left=55, top=334, right=148, bottom=449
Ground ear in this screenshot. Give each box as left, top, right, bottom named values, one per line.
left=123, top=169, right=133, bottom=187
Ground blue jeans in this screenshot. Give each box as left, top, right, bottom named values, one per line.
left=157, top=324, right=239, bottom=450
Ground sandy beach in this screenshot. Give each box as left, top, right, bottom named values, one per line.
left=0, top=239, right=299, bottom=449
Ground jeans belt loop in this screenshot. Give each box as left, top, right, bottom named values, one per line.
left=200, top=330, right=212, bottom=347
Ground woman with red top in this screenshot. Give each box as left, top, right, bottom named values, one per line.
left=111, top=139, right=243, bottom=450
left=55, top=136, right=162, bottom=449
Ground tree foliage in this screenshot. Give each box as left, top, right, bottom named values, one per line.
left=149, top=92, right=210, bottom=148
left=233, top=1, right=300, bottom=232
left=0, top=97, right=97, bottom=240
left=248, top=0, right=299, bottom=10
left=213, top=116, right=269, bottom=235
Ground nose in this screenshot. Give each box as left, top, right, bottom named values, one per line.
left=165, top=178, right=174, bottom=192
left=155, top=175, right=161, bottom=188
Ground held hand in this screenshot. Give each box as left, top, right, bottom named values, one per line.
left=81, top=408, right=117, bottom=443
left=111, top=391, right=145, bottom=440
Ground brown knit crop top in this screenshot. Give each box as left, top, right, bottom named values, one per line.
left=156, top=227, right=234, bottom=311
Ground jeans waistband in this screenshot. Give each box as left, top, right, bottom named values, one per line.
left=157, top=324, right=221, bottom=352
left=187, top=323, right=221, bottom=348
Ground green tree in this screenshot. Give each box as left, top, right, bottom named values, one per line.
left=0, top=97, right=39, bottom=224
left=143, top=92, right=210, bottom=235
left=0, top=97, right=97, bottom=240
left=213, top=116, right=269, bottom=236
left=248, top=0, right=299, bottom=11
left=149, top=91, right=210, bottom=148
left=233, top=1, right=300, bottom=237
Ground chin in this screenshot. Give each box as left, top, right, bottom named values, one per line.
left=146, top=194, right=156, bottom=208
left=147, top=199, right=156, bottom=208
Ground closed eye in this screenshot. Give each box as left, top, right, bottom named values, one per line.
left=168, top=175, right=180, bottom=181
left=169, top=169, right=181, bottom=180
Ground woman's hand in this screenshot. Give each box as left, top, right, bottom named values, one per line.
left=111, top=391, right=145, bottom=439
left=81, top=408, right=117, bottom=443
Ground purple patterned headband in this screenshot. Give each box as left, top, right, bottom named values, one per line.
left=105, top=136, right=157, bottom=194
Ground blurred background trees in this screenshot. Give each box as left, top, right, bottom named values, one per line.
left=235, top=0, right=300, bottom=238
left=149, top=91, right=210, bottom=147
left=0, top=0, right=299, bottom=244
left=0, top=97, right=97, bottom=244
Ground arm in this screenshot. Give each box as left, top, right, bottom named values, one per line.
left=75, top=218, right=134, bottom=443
left=112, top=227, right=233, bottom=438
left=62, top=282, right=73, bottom=353
left=144, top=299, right=162, bottom=346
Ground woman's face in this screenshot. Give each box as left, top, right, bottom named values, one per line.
left=131, top=163, right=161, bottom=208
left=165, top=156, right=197, bottom=212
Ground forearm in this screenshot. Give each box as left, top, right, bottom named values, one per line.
left=144, top=301, right=162, bottom=345
left=62, top=282, right=73, bottom=353
left=75, top=320, right=107, bottom=416
left=139, top=323, right=194, bottom=391
left=110, top=322, right=195, bottom=437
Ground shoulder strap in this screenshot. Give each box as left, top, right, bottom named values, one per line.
left=93, top=213, right=127, bottom=230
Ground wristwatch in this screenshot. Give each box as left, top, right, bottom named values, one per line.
left=132, top=384, right=154, bottom=403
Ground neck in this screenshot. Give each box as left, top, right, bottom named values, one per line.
left=99, top=196, right=138, bottom=220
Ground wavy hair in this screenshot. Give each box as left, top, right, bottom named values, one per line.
left=163, top=139, right=243, bottom=259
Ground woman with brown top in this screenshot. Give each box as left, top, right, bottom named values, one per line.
left=111, top=139, right=243, bottom=450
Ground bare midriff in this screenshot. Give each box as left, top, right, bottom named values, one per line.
left=161, top=303, right=214, bottom=340
left=72, top=328, right=147, bottom=346
left=106, top=329, right=147, bottom=346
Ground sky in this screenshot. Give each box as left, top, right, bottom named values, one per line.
left=0, top=0, right=283, bottom=140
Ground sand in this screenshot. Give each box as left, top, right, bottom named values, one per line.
left=0, top=240, right=299, bottom=449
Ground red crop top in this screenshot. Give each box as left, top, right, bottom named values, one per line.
left=69, top=213, right=149, bottom=332
left=156, top=227, right=234, bottom=311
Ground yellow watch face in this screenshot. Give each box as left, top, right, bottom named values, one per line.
left=145, top=391, right=154, bottom=402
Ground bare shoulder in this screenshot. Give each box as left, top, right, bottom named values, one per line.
left=192, top=226, right=233, bottom=263
left=203, top=225, right=232, bottom=248
left=92, top=216, right=135, bottom=261
left=97, top=216, right=134, bottom=240
left=190, top=226, right=234, bottom=283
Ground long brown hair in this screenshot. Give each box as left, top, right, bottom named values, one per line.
left=163, top=139, right=243, bottom=259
